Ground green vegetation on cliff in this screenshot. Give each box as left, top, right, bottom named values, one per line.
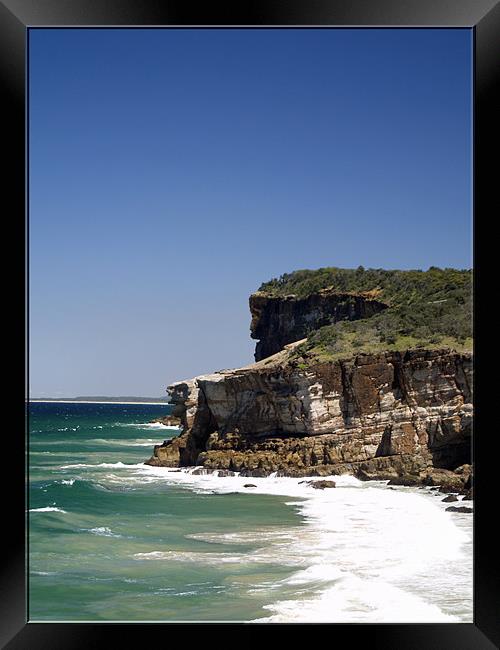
left=259, top=267, right=472, bottom=362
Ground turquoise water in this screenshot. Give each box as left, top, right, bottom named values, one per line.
left=29, top=401, right=473, bottom=623
left=29, top=402, right=305, bottom=621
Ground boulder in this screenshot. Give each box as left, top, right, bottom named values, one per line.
left=150, top=415, right=182, bottom=427
left=308, top=480, right=336, bottom=489
left=387, top=476, right=420, bottom=487
left=446, top=506, right=473, bottom=513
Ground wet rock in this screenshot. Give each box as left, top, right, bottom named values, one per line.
left=150, top=415, right=182, bottom=427
left=244, top=484, right=257, bottom=488
left=438, top=485, right=461, bottom=494
left=308, top=480, right=336, bottom=489
left=442, top=495, right=458, bottom=502
left=454, top=464, right=472, bottom=476
left=387, top=476, right=420, bottom=487
left=239, top=468, right=271, bottom=478
left=446, top=506, right=473, bottom=513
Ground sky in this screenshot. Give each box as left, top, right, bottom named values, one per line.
left=29, top=28, right=473, bottom=397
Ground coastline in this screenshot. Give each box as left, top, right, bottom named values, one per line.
left=28, top=400, right=473, bottom=622
left=135, top=465, right=474, bottom=623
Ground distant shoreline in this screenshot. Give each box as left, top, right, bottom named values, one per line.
left=29, top=400, right=171, bottom=406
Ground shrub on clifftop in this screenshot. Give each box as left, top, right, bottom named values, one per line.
left=258, top=266, right=472, bottom=361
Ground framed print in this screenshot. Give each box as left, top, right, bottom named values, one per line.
left=3, top=0, right=499, bottom=647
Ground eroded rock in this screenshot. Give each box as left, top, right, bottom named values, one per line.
left=250, top=289, right=388, bottom=361
left=145, top=348, right=472, bottom=486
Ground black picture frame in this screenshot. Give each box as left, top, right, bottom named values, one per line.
left=4, top=0, right=499, bottom=647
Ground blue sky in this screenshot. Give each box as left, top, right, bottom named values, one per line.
left=29, top=28, right=472, bottom=396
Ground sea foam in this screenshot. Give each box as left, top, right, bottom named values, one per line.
left=29, top=506, right=67, bottom=513
left=129, top=465, right=472, bottom=622
left=51, top=460, right=472, bottom=623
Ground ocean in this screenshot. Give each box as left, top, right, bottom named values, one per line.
left=28, top=401, right=473, bottom=623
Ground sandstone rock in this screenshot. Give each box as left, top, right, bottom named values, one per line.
left=308, top=480, right=336, bottom=489
left=250, top=290, right=388, bottom=361
left=191, top=467, right=211, bottom=475
left=437, top=484, right=462, bottom=494
left=387, top=476, right=421, bottom=487
left=146, top=348, right=472, bottom=486
left=150, top=415, right=182, bottom=427
left=423, top=468, right=470, bottom=493
left=454, top=464, right=472, bottom=476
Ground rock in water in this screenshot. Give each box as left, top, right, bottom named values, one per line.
left=150, top=415, right=182, bottom=427
left=446, top=506, right=473, bottom=513
left=308, top=480, right=336, bottom=489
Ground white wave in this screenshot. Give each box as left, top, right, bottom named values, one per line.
left=88, top=438, right=165, bottom=447
left=127, top=441, right=169, bottom=447
left=29, top=506, right=67, bottom=513
left=254, top=576, right=459, bottom=623
left=122, top=422, right=181, bottom=430
left=84, top=527, right=122, bottom=538
left=60, top=462, right=138, bottom=469
left=126, top=465, right=472, bottom=622
left=185, top=530, right=295, bottom=545
left=59, top=479, right=76, bottom=485
left=279, top=563, right=345, bottom=585
left=132, top=549, right=291, bottom=566
left=31, top=571, right=59, bottom=576
left=48, top=458, right=471, bottom=622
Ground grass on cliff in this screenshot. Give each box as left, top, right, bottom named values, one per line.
left=259, top=266, right=472, bottom=363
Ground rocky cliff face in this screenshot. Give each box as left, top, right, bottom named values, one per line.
left=146, top=347, right=472, bottom=486
left=249, top=289, right=388, bottom=361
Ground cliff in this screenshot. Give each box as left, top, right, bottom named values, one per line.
left=146, top=346, right=472, bottom=488
left=250, top=289, right=388, bottom=361
left=146, top=266, right=472, bottom=489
